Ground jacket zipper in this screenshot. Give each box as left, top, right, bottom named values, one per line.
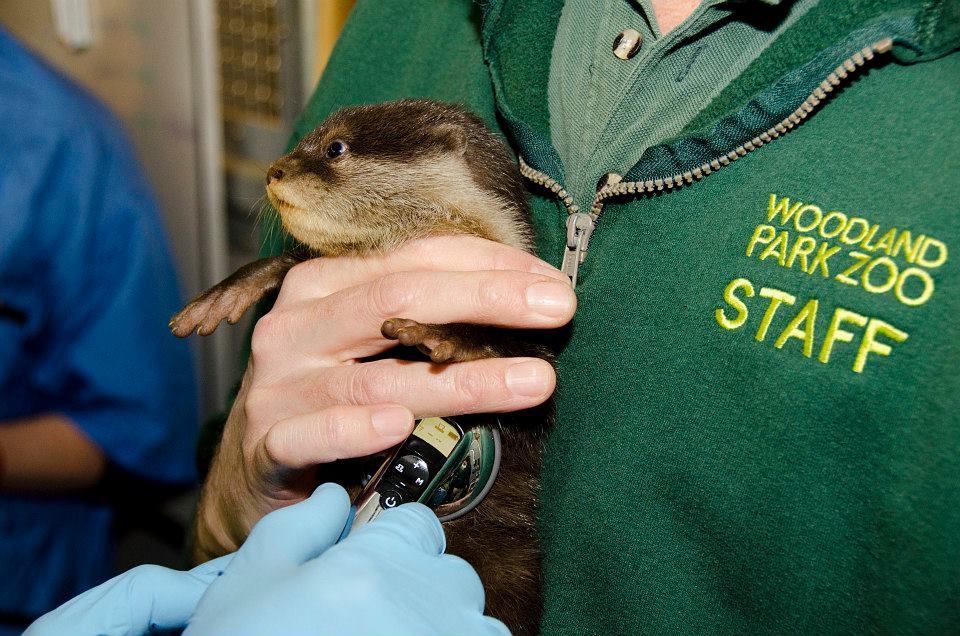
left=519, top=38, right=894, bottom=289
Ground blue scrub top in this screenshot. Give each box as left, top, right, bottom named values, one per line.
left=0, top=29, right=197, bottom=623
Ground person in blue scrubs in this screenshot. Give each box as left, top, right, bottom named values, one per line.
left=0, top=28, right=197, bottom=633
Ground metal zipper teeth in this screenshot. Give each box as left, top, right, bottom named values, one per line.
left=518, top=156, right=581, bottom=214
left=587, top=38, right=894, bottom=215
left=518, top=38, right=894, bottom=218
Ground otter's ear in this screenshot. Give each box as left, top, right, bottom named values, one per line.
left=432, top=123, right=469, bottom=155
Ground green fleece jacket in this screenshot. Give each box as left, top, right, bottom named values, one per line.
left=250, top=0, right=960, bottom=632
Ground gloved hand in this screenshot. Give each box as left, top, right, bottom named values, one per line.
left=23, top=554, right=234, bottom=636
left=185, top=482, right=508, bottom=636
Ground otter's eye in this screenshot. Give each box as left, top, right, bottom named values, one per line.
left=325, top=140, right=348, bottom=159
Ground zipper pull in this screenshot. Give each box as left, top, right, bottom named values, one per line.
left=561, top=212, right=595, bottom=288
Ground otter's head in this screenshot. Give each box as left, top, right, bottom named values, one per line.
left=264, top=100, right=531, bottom=255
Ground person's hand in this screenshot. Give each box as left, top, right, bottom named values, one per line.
left=195, top=236, right=575, bottom=561
left=186, top=483, right=508, bottom=636
left=23, top=555, right=234, bottom=636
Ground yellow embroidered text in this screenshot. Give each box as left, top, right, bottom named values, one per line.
left=743, top=194, right=948, bottom=307
left=715, top=276, right=908, bottom=373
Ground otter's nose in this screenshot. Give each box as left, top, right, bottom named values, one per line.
left=266, top=166, right=284, bottom=185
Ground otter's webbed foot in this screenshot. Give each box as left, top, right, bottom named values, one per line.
left=170, top=254, right=300, bottom=337
left=380, top=319, right=552, bottom=364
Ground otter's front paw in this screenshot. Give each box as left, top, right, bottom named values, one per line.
left=381, top=319, right=496, bottom=363
left=169, top=287, right=251, bottom=337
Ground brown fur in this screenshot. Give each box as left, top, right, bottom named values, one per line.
left=171, top=100, right=553, bottom=634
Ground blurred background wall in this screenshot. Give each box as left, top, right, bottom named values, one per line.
left=0, top=0, right=354, bottom=569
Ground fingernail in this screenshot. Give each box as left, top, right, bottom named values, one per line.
left=526, top=281, right=574, bottom=318
left=372, top=406, right=412, bottom=437
left=505, top=360, right=551, bottom=397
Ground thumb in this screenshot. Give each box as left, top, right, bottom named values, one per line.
left=24, top=557, right=233, bottom=636
left=232, top=482, right=352, bottom=572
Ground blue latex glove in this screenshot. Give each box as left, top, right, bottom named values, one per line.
left=23, top=554, right=234, bottom=636
left=185, top=482, right=509, bottom=635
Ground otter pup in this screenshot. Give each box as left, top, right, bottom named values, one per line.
left=171, top=99, right=553, bottom=634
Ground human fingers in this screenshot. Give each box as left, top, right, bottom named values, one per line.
left=233, top=483, right=351, bottom=572
left=274, top=235, right=566, bottom=306
left=254, top=357, right=555, bottom=423
left=189, top=553, right=235, bottom=578
left=24, top=562, right=227, bottom=636
left=343, top=502, right=447, bottom=555
left=337, top=506, right=503, bottom=632
left=251, top=404, right=415, bottom=471
left=259, top=269, right=574, bottom=363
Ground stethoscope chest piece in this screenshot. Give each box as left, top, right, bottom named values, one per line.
left=351, top=415, right=501, bottom=529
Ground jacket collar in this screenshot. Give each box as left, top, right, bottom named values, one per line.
left=481, top=0, right=960, bottom=184
left=481, top=0, right=565, bottom=180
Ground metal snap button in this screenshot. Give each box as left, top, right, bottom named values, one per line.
left=613, top=28, right=643, bottom=60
